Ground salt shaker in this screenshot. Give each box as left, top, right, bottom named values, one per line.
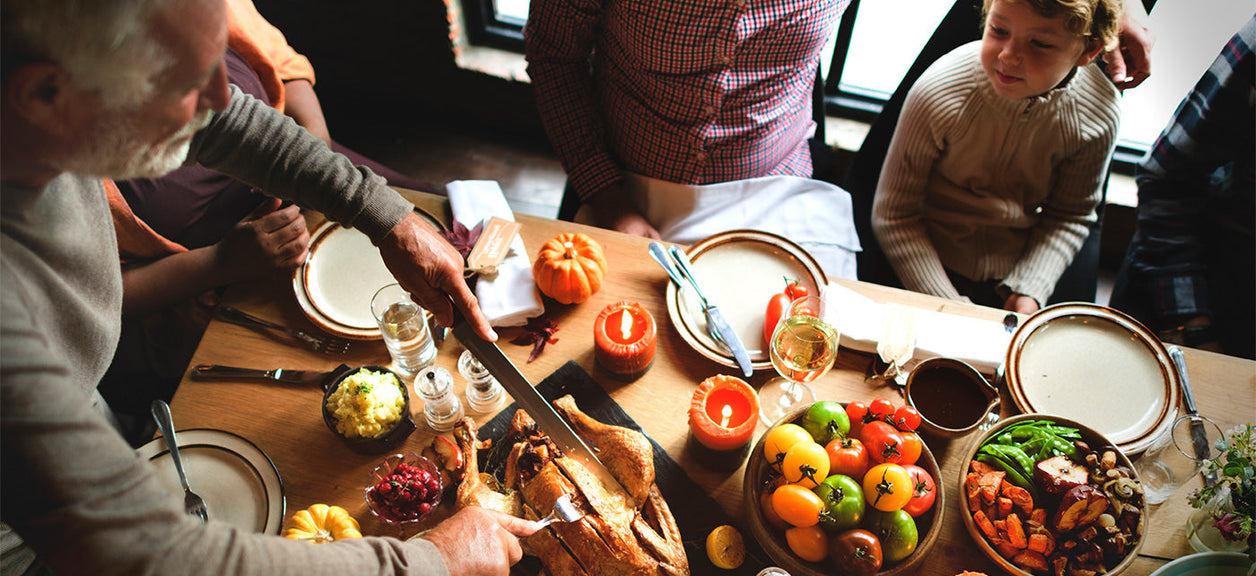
left=413, top=366, right=464, bottom=432
left=458, top=350, right=504, bottom=414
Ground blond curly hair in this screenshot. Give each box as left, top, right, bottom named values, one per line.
left=983, top=0, right=1124, bottom=51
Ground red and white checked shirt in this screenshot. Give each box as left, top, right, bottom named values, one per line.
left=525, top=0, right=849, bottom=204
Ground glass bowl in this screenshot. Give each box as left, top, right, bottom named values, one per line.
left=364, top=453, right=443, bottom=525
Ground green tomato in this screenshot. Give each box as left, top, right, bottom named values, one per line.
left=864, top=508, right=918, bottom=565
left=814, top=474, right=865, bottom=532
left=801, top=401, right=850, bottom=444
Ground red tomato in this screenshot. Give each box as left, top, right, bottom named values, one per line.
left=825, top=436, right=871, bottom=479
left=763, top=292, right=792, bottom=346
left=785, top=525, right=829, bottom=563
left=869, top=398, right=896, bottom=423
left=899, top=431, right=922, bottom=466
left=901, top=464, right=937, bottom=517
left=860, top=421, right=906, bottom=464
left=892, top=405, right=921, bottom=431
left=846, top=401, right=870, bottom=438
left=784, top=279, right=810, bottom=301
left=761, top=489, right=790, bottom=529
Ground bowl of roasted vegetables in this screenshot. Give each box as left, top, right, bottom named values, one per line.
left=745, top=398, right=944, bottom=576
left=959, top=414, right=1146, bottom=576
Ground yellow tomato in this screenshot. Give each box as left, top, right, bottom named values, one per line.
left=862, top=463, right=912, bottom=512
left=763, top=423, right=814, bottom=471
left=781, top=441, right=830, bottom=488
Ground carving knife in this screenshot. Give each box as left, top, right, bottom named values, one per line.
left=668, top=245, right=754, bottom=377
left=451, top=322, right=630, bottom=497
left=1168, top=346, right=1217, bottom=486
left=191, top=364, right=338, bottom=387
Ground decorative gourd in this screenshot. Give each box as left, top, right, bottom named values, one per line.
left=532, top=233, right=608, bottom=304
left=283, top=504, right=362, bottom=543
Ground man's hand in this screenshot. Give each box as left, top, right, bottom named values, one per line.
left=1102, top=0, right=1155, bottom=90
left=213, top=197, right=310, bottom=284
left=590, top=185, right=661, bottom=239
left=377, top=211, right=497, bottom=342
left=419, top=506, right=539, bottom=576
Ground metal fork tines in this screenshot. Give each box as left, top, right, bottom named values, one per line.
left=536, top=494, right=585, bottom=529
left=214, top=305, right=351, bottom=355
left=151, top=400, right=209, bottom=523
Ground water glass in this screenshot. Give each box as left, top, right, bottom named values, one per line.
left=370, top=283, right=437, bottom=377
left=1134, top=414, right=1225, bottom=504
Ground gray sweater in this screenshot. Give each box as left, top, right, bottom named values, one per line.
left=1, top=87, right=445, bottom=576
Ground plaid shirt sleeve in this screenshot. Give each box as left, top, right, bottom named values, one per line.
left=1126, top=15, right=1255, bottom=323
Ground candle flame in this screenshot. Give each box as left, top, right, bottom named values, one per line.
left=720, top=404, right=732, bottom=428
left=619, top=309, right=633, bottom=340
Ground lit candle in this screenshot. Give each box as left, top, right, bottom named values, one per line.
left=593, top=301, right=657, bottom=380
left=689, top=375, right=760, bottom=452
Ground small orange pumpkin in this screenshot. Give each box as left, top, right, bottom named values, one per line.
left=532, top=233, right=608, bottom=304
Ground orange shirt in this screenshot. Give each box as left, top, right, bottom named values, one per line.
left=224, top=0, right=315, bottom=113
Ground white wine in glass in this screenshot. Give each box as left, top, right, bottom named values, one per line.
left=760, top=295, right=839, bottom=425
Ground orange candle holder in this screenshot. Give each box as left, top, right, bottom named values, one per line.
left=593, top=301, right=656, bottom=381
left=688, top=375, right=760, bottom=452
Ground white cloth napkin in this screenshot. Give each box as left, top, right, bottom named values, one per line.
left=447, top=180, right=544, bottom=327
left=823, top=282, right=1012, bottom=374
left=576, top=173, right=863, bottom=280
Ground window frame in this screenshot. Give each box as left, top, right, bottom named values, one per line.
left=463, top=0, right=526, bottom=52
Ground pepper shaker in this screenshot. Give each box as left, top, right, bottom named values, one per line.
left=458, top=350, right=504, bottom=414
left=413, top=365, right=464, bottom=432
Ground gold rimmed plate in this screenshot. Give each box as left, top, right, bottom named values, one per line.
left=136, top=429, right=285, bottom=534
left=1004, top=303, right=1179, bottom=455
left=293, top=208, right=444, bottom=340
left=665, top=230, right=828, bottom=372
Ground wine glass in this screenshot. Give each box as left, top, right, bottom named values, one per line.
left=759, top=295, right=839, bottom=425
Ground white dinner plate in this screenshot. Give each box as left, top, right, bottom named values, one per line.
left=136, top=429, right=285, bottom=534
left=294, top=208, right=444, bottom=340
left=665, top=230, right=828, bottom=372
left=1004, top=303, right=1180, bottom=455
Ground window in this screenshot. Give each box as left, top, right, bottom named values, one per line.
left=464, top=0, right=1252, bottom=166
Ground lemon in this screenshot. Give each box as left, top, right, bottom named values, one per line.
left=705, top=524, right=745, bottom=570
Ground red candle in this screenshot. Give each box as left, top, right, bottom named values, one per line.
left=593, top=301, right=656, bottom=380
left=689, top=375, right=760, bottom=451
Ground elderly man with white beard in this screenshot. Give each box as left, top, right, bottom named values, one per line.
left=0, top=1, right=536, bottom=575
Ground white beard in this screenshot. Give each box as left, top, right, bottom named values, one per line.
left=64, top=108, right=213, bottom=180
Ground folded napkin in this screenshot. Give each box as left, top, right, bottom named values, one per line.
left=447, top=180, right=544, bottom=327
left=478, top=361, right=765, bottom=576
left=824, top=282, right=1012, bottom=374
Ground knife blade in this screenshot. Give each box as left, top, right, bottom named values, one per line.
left=451, top=322, right=630, bottom=497
left=191, top=364, right=333, bottom=387
left=667, top=245, right=754, bottom=377
left=1169, top=346, right=1217, bottom=485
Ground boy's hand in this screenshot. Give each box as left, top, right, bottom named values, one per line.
left=1003, top=293, right=1040, bottom=315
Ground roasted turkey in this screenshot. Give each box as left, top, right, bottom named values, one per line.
left=452, top=394, right=689, bottom=576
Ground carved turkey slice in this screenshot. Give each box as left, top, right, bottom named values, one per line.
left=452, top=395, right=689, bottom=576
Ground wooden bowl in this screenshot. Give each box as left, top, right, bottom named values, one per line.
left=743, top=402, right=945, bottom=576
left=957, top=414, right=1147, bottom=576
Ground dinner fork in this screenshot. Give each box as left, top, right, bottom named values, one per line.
left=215, top=305, right=352, bottom=355
left=151, top=400, right=209, bottom=523
left=535, top=494, right=585, bottom=529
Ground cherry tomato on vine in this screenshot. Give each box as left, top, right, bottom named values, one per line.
left=782, top=441, right=830, bottom=488
left=845, top=401, right=870, bottom=438
left=763, top=423, right=813, bottom=471
left=785, top=525, right=829, bottom=563
left=860, top=420, right=906, bottom=464
left=772, top=483, right=824, bottom=527
left=785, top=279, right=810, bottom=301
left=869, top=398, right=896, bottom=423
left=898, top=431, right=922, bottom=466
left=827, top=529, right=882, bottom=576
left=892, top=405, right=921, bottom=431
left=801, top=400, right=850, bottom=445
left=862, top=463, right=912, bottom=511
left=900, top=464, right=937, bottom=517
left=814, top=474, right=865, bottom=532
left=865, top=508, right=919, bottom=564
left=825, top=436, right=871, bottom=479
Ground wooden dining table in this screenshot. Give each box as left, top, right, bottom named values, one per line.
left=171, top=189, right=1255, bottom=575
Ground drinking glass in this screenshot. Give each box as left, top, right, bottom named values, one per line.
left=760, top=295, right=839, bottom=425
left=1134, top=413, right=1225, bottom=504
left=370, top=283, right=437, bottom=377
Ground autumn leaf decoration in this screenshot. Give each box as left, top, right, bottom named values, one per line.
left=441, top=220, right=484, bottom=262
left=511, top=316, right=560, bottom=362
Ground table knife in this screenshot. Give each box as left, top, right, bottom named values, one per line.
left=667, top=245, right=754, bottom=377
left=1169, top=346, right=1217, bottom=486
left=191, top=364, right=336, bottom=387
left=451, top=322, right=630, bottom=497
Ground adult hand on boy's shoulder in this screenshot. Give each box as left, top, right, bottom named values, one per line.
left=1103, top=0, right=1155, bottom=90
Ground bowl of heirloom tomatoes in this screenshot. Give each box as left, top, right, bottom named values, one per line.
left=743, top=398, right=944, bottom=576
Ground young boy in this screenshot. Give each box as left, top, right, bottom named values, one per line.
left=872, top=0, right=1122, bottom=313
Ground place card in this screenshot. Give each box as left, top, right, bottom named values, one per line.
left=465, top=217, right=521, bottom=275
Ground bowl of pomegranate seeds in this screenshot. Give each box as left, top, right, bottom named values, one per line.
left=365, top=453, right=443, bottom=525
